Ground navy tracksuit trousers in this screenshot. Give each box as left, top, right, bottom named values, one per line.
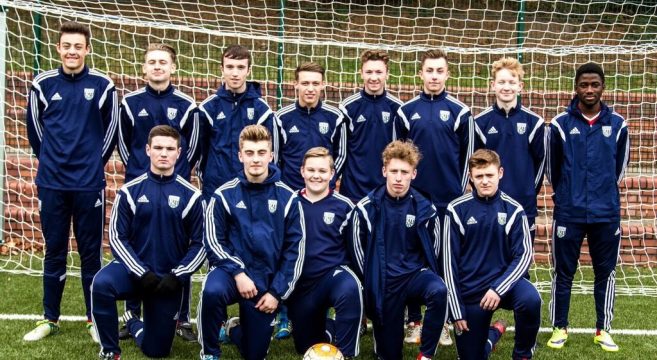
left=39, top=188, right=104, bottom=321
left=287, top=265, right=363, bottom=357
left=91, top=262, right=182, bottom=357
left=550, top=220, right=621, bottom=331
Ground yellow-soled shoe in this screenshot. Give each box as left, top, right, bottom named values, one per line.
left=547, top=327, right=568, bottom=349
left=594, top=330, right=619, bottom=352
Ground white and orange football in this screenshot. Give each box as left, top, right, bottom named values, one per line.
left=302, top=343, right=344, bottom=360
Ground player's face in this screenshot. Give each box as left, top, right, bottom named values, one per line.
left=239, top=140, right=273, bottom=183
left=383, top=158, right=417, bottom=198
left=470, top=164, right=503, bottom=198
left=361, top=60, right=388, bottom=96
left=420, top=57, right=449, bottom=95
left=575, top=73, right=605, bottom=108
left=491, top=68, right=523, bottom=107
left=56, top=33, right=89, bottom=74
left=143, top=50, right=175, bottom=86
left=222, top=57, right=250, bottom=93
left=301, top=156, right=334, bottom=197
left=295, top=71, right=324, bottom=108
left=146, top=135, right=180, bottom=175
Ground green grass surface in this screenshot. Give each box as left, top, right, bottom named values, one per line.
left=0, top=273, right=655, bottom=359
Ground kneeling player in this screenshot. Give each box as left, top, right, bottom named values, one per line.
left=444, top=149, right=541, bottom=360
left=198, top=125, right=305, bottom=360
left=91, top=125, right=206, bottom=359
left=287, top=147, right=362, bottom=358
left=351, top=140, right=448, bottom=360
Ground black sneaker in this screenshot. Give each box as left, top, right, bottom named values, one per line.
left=118, top=324, right=131, bottom=340
left=176, top=322, right=197, bottom=342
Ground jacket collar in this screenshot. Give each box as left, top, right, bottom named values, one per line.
left=58, top=65, right=89, bottom=81
left=419, top=89, right=447, bottom=102
left=145, top=83, right=175, bottom=97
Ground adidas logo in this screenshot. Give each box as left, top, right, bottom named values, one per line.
left=137, top=195, right=149, bottom=203
left=356, top=115, right=366, bottom=123
left=217, top=112, right=226, bottom=120
left=487, top=126, right=498, bottom=134
left=94, top=199, right=102, bottom=208
left=138, top=109, right=149, bottom=117
left=236, top=201, right=247, bottom=209
left=51, top=92, right=62, bottom=101
left=570, top=127, right=580, bottom=135
left=411, top=113, right=421, bottom=120
left=466, top=216, right=477, bottom=225
left=289, top=126, right=299, bottom=134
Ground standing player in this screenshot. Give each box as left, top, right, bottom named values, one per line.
left=287, top=147, right=362, bottom=358
left=91, top=125, right=205, bottom=360
left=443, top=149, right=541, bottom=360
left=277, top=62, right=346, bottom=191
left=546, top=63, right=629, bottom=352
left=197, top=44, right=278, bottom=200
left=117, top=43, right=199, bottom=342
left=396, top=48, right=473, bottom=346
left=24, top=21, right=118, bottom=342
left=339, top=49, right=402, bottom=201
left=474, top=57, right=545, bottom=243
left=351, top=140, right=448, bottom=360
left=198, top=125, right=305, bottom=360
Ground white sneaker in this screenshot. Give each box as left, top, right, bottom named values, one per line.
left=439, top=324, right=453, bottom=346
left=87, top=321, right=100, bottom=343
left=23, top=320, right=59, bottom=341
left=404, top=321, right=422, bottom=344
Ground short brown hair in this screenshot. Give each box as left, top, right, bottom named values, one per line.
left=145, top=43, right=177, bottom=64
left=295, top=62, right=325, bottom=81
left=360, top=50, right=389, bottom=69
left=382, top=140, right=422, bottom=168
left=239, top=124, right=271, bottom=150
left=222, top=45, right=251, bottom=67
left=468, top=149, right=501, bottom=171
left=420, top=49, right=448, bottom=69
left=59, top=21, right=91, bottom=46
left=148, top=125, right=180, bottom=147
left=302, top=147, right=334, bottom=170
left=491, top=57, right=524, bottom=81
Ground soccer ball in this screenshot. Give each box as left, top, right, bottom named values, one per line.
left=303, top=343, right=344, bottom=360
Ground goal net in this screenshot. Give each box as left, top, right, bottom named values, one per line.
left=1, top=0, right=656, bottom=295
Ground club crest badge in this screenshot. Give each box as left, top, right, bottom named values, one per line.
left=382, top=111, right=390, bottom=123
left=440, top=110, right=450, bottom=122
left=323, top=212, right=335, bottom=225
left=557, top=226, right=566, bottom=238
left=319, top=122, right=329, bottom=134
left=84, top=88, right=95, bottom=100
left=602, top=126, right=612, bottom=137
left=167, top=107, right=177, bottom=120
left=268, top=199, right=278, bottom=213
left=498, top=212, right=507, bottom=225
left=405, top=214, right=415, bottom=228
left=517, top=122, right=527, bottom=135
left=247, top=108, right=254, bottom=120
left=168, top=195, right=180, bottom=209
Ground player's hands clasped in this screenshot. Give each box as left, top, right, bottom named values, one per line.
left=255, top=293, right=279, bottom=314
left=139, top=271, right=161, bottom=294
left=156, top=273, right=182, bottom=295
left=235, top=272, right=258, bottom=299
left=480, top=289, right=501, bottom=311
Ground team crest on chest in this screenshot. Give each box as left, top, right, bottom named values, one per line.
left=517, top=122, right=527, bottom=135
left=268, top=199, right=278, bottom=213
left=323, top=212, right=335, bottom=225
left=167, top=107, right=177, bottom=120
left=84, top=88, right=95, bottom=100
left=382, top=111, right=390, bottom=123
left=318, top=122, right=329, bottom=134
left=439, top=110, right=450, bottom=122
left=602, top=126, right=612, bottom=138
left=497, top=212, right=507, bottom=225
left=405, top=214, right=415, bottom=228
left=247, top=108, right=255, bottom=120
left=168, top=195, right=180, bottom=209
left=556, top=226, right=566, bottom=238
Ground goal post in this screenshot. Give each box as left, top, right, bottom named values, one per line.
left=0, top=0, right=656, bottom=296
